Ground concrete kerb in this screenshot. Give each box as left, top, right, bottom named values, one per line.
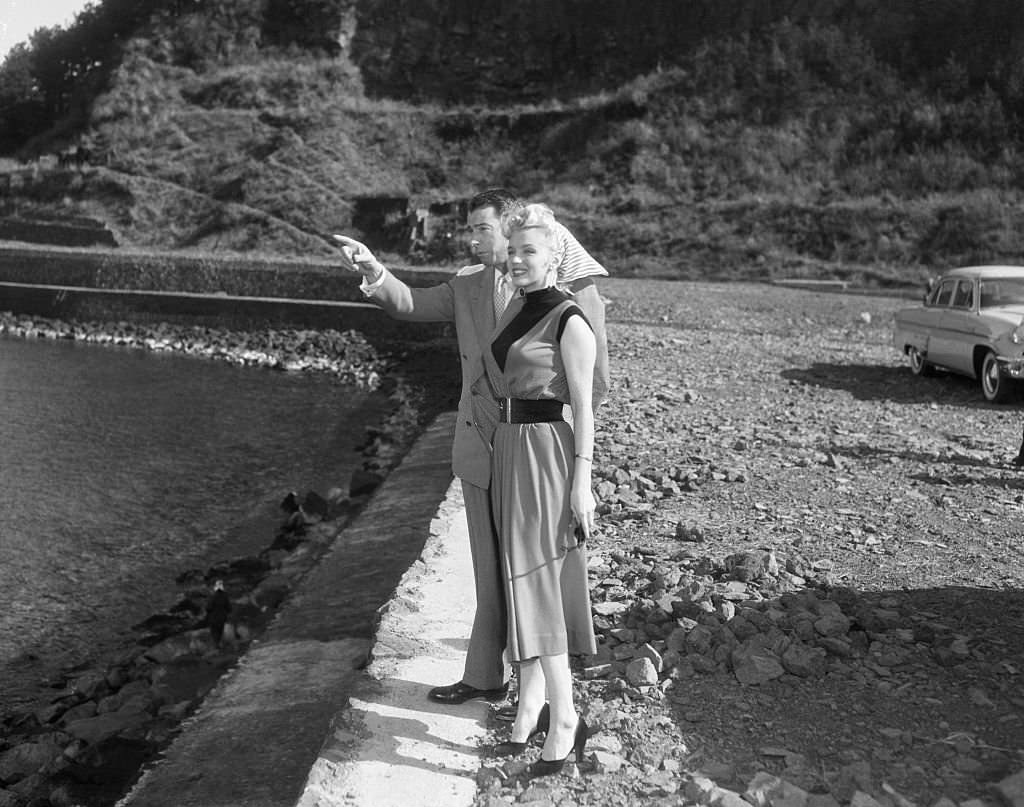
left=297, top=483, right=489, bottom=807
left=117, top=412, right=489, bottom=807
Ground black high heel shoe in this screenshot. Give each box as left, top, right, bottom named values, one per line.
left=491, top=703, right=550, bottom=756
left=527, top=716, right=588, bottom=777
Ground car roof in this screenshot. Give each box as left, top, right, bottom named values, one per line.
left=940, top=265, right=1024, bottom=280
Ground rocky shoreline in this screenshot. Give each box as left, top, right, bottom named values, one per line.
left=0, top=312, right=441, bottom=807
left=0, top=311, right=387, bottom=388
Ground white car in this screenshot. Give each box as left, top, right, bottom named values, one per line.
left=892, top=265, right=1024, bottom=402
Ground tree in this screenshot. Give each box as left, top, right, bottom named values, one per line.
left=0, top=43, right=48, bottom=153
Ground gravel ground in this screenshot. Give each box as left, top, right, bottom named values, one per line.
left=475, top=279, right=1024, bottom=807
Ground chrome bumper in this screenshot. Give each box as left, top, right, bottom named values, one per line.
left=997, top=355, right=1024, bottom=378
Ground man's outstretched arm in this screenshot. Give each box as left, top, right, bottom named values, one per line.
left=333, top=234, right=456, bottom=322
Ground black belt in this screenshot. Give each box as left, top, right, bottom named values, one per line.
left=498, top=397, right=565, bottom=424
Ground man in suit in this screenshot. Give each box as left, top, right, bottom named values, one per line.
left=334, top=188, right=609, bottom=704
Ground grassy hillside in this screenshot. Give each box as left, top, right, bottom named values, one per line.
left=3, top=21, right=1024, bottom=287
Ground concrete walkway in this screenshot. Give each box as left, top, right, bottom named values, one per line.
left=297, top=484, right=489, bottom=807
left=118, top=413, right=491, bottom=807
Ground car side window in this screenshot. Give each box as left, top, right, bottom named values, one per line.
left=933, top=279, right=957, bottom=307
left=952, top=280, right=974, bottom=309
left=980, top=282, right=999, bottom=308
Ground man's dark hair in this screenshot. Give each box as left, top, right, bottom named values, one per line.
left=469, top=188, right=521, bottom=217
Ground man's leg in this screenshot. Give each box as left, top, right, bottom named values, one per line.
left=460, top=479, right=508, bottom=688
left=427, top=479, right=508, bottom=703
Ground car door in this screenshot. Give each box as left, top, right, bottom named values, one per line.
left=895, top=278, right=948, bottom=355
left=916, top=277, right=958, bottom=367
left=930, top=278, right=981, bottom=374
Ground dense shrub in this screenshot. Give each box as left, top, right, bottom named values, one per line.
left=182, top=58, right=363, bottom=109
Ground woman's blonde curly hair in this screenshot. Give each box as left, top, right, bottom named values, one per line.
left=501, top=202, right=557, bottom=241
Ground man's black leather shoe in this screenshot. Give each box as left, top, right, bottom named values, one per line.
left=428, top=681, right=509, bottom=704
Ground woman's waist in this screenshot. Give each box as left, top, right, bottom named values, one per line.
left=495, top=396, right=567, bottom=424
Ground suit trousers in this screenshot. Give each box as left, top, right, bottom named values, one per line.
left=460, top=479, right=508, bottom=689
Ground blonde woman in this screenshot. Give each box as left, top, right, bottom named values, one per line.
left=484, top=203, right=597, bottom=776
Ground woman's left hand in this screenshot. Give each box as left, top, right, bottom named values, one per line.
left=570, top=485, right=597, bottom=544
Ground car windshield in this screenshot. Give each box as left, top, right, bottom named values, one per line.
left=979, top=278, right=1024, bottom=308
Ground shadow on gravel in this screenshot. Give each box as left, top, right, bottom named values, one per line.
left=780, top=363, right=1022, bottom=406
left=903, top=581, right=1024, bottom=609
left=664, top=583, right=1024, bottom=804
left=907, top=470, right=1024, bottom=489
left=831, top=445, right=1005, bottom=470
left=879, top=585, right=1024, bottom=646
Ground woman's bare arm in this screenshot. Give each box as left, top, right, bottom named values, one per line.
left=561, top=314, right=597, bottom=541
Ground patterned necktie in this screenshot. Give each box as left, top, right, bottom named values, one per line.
left=494, top=272, right=512, bottom=320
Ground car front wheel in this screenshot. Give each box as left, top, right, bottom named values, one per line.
left=980, top=350, right=1011, bottom=403
left=907, top=346, right=934, bottom=376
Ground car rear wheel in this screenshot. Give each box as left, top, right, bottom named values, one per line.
left=981, top=350, right=1011, bottom=403
left=907, top=347, right=934, bottom=376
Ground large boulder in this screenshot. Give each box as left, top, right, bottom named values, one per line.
left=0, top=738, right=64, bottom=783
left=732, top=639, right=785, bottom=685
left=63, top=711, right=149, bottom=746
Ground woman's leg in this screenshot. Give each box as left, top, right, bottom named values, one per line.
left=538, top=652, right=578, bottom=760
left=510, top=658, right=547, bottom=743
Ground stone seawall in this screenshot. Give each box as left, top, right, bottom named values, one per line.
left=0, top=243, right=452, bottom=300
left=0, top=244, right=455, bottom=345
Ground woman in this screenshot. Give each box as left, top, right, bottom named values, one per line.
left=484, top=203, right=598, bottom=776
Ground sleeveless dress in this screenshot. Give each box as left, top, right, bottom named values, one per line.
left=485, top=286, right=597, bottom=661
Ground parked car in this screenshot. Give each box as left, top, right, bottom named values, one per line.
left=892, top=265, right=1024, bottom=402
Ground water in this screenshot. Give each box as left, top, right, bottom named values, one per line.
left=0, top=336, right=386, bottom=713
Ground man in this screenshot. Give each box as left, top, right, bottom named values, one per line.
left=334, top=188, right=608, bottom=704
left=206, top=580, right=232, bottom=647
